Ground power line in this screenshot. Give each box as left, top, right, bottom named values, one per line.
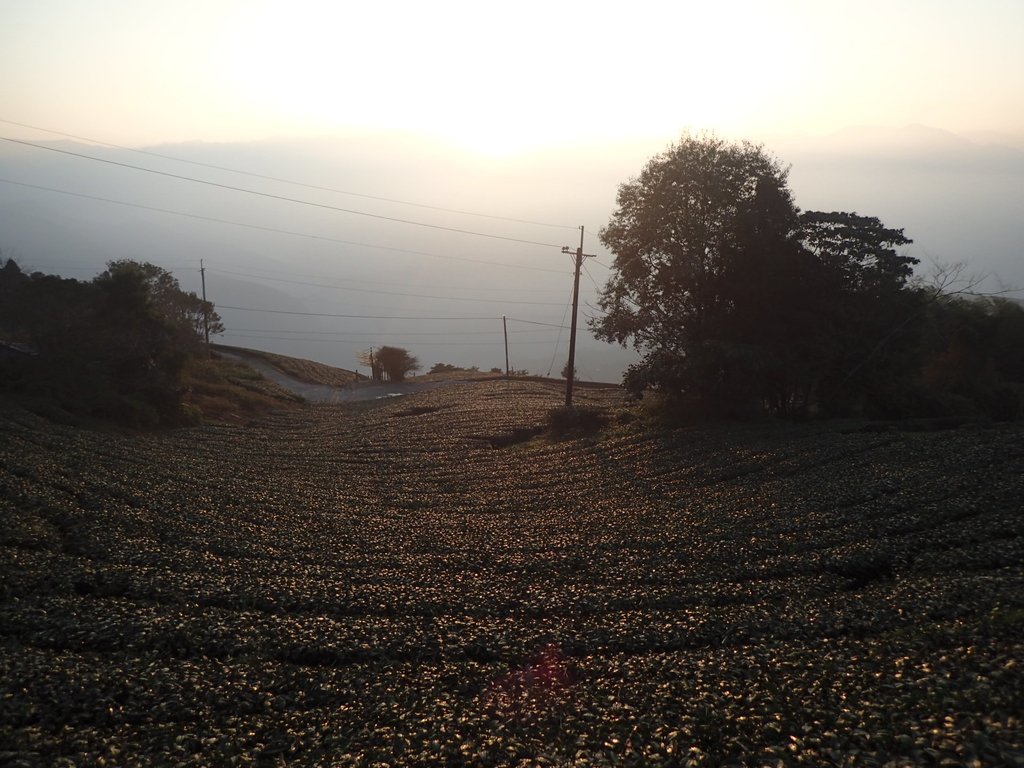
left=216, top=304, right=573, bottom=329
left=220, top=332, right=561, bottom=347
left=216, top=305, right=500, bottom=320
left=203, top=263, right=570, bottom=293
left=224, top=327, right=558, bottom=337
left=5, top=263, right=97, bottom=274
left=504, top=317, right=571, bottom=329
left=0, top=117, right=578, bottom=231
left=0, top=177, right=568, bottom=274
left=0, top=136, right=564, bottom=248
left=546, top=282, right=576, bottom=376
left=208, top=267, right=568, bottom=306
left=581, top=262, right=604, bottom=293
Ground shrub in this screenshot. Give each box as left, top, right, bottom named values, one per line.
left=547, top=406, right=609, bottom=437
left=429, top=362, right=460, bottom=374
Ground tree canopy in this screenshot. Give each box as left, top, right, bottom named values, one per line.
left=357, top=346, right=420, bottom=382
left=100, top=260, right=223, bottom=348
left=593, top=134, right=822, bottom=415
left=588, top=133, right=1020, bottom=420
left=595, top=135, right=795, bottom=353
left=0, top=258, right=223, bottom=426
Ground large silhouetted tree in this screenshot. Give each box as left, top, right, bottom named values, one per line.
left=591, top=133, right=924, bottom=418
left=592, top=134, right=814, bottom=415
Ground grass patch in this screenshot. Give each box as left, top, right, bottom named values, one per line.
left=182, top=356, right=303, bottom=423
left=214, top=345, right=358, bottom=388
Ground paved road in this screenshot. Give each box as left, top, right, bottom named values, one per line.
left=218, top=350, right=467, bottom=404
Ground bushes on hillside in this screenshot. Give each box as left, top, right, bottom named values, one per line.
left=0, top=258, right=222, bottom=427
left=547, top=405, right=609, bottom=437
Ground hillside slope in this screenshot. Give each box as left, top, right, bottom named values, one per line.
left=1, top=380, right=1022, bottom=765
left=212, top=344, right=361, bottom=388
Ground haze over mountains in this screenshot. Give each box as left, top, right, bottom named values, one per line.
left=1, top=124, right=1021, bottom=381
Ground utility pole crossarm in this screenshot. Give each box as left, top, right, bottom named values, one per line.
left=563, top=226, right=597, bottom=407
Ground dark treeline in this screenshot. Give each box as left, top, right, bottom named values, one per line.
left=593, top=134, right=1024, bottom=422
left=0, top=258, right=222, bottom=427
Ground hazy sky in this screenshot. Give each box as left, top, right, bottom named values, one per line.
left=2, top=1, right=1022, bottom=378
left=3, top=0, right=1022, bottom=151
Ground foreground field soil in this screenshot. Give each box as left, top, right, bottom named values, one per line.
left=2, top=380, right=1023, bottom=767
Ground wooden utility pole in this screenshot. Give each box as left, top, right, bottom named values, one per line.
left=200, top=259, right=210, bottom=355
left=503, top=315, right=510, bottom=377
left=561, top=226, right=595, bottom=407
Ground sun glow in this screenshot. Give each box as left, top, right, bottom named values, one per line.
left=4, top=1, right=1022, bottom=149
left=217, top=1, right=796, bottom=155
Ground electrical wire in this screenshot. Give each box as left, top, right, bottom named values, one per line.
left=546, top=283, right=575, bottom=376
left=213, top=305, right=574, bottom=330
left=220, top=332, right=559, bottom=347
left=504, top=317, right=571, bottom=329
left=0, top=136, right=564, bottom=248
left=224, top=327, right=557, bottom=337
left=2, top=121, right=611, bottom=370
left=0, top=177, right=568, bottom=274
left=207, top=267, right=567, bottom=306
left=216, top=305, right=499, bottom=320
left=581, top=262, right=604, bottom=293
left=0, top=117, right=578, bottom=231
left=200, top=262, right=570, bottom=294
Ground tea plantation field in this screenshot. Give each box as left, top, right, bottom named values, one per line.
left=1, top=380, right=1022, bottom=766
